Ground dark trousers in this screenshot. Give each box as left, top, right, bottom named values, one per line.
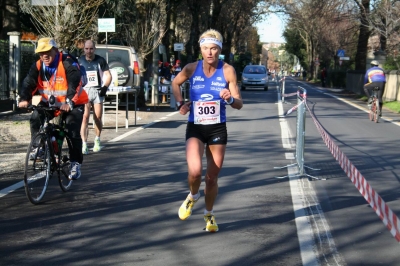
left=364, top=82, right=386, bottom=109
left=30, top=103, right=84, bottom=164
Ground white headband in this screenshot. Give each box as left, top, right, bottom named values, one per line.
left=199, top=37, right=222, bottom=49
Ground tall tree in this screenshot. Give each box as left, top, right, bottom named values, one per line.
left=0, top=0, right=20, bottom=40
left=354, top=0, right=371, bottom=70
left=283, top=26, right=307, bottom=69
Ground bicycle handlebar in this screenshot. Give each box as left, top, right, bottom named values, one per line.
left=23, top=104, right=60, bottom=112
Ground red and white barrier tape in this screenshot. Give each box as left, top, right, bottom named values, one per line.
left=305, top=102, right=400, bottom=242
left=282, top=92, right=298, bottom=98
left=284, top=100, right=304, bottom=116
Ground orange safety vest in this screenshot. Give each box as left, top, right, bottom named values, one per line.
left=35, top=52, right=88, bottom=110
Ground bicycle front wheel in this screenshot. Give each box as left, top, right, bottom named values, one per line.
left=58, top=135, right=73, bottom=192
left=369, top=108, right=374, bottom=121
left=374, top=98, right=379, bottom=123
left=24, top=133, right=51, bottom=204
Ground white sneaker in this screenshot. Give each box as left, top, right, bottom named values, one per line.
left=82, top=143, right=89, bottom=155
left=93, top=138, right=101, bottom=152
left=68, top=162, right=81, bottom=180
left=29, top=147, right=44, bottom=160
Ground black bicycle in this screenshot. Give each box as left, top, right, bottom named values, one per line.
left=369, top=86, right=380, bottom=123
left=24, top=105, right=73, bottom=204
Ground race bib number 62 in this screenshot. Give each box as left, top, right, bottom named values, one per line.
left=85, top=70, right=99, bottom=87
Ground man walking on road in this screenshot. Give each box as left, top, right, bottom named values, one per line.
left=79, top=40, right=112, bottom=154
left=172, top=29, right=243, bottom=233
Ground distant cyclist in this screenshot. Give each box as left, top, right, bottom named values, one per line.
left=18, top=37, right=88, bottom=180
left=364, top=60, right=386, bottom=117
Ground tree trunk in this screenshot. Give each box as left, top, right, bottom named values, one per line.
left=185, top=0, right=202, bottom=62
left=379, top=15, right=387, bottom=52
left=0, top=0, right=19, bottom=40
left=354, top=0, right=371, bottom=71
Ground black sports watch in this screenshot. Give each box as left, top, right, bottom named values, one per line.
left=176, top=101, right=184, bottom=110
left=66, top=98, right=74, bottom=110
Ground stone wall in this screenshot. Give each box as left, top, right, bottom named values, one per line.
left=346, top=70, right=400, bottom=102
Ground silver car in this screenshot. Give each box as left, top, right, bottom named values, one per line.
left=241, top=65, right=269, bottom=91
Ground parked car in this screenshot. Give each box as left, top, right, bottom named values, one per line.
left=95, top=44, right=140, bottom=88
left=241, top=65, right=269, bottom=91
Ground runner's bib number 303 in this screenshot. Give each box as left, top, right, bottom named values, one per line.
left=193, top=100, right=221, bottom=125
left=85, top=70, right=99, bottom=87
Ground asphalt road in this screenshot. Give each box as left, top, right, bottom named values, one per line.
left=1, top=78, right=400, bottom=266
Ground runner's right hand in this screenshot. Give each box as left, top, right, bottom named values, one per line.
left=18, top=101, right=29, bottom=109
left=179, top=101, right=192, bottom=115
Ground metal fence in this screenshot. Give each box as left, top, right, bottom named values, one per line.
left=275, top=86, right=320, bottom=180
left=0, top=38, right=37, bottom=112
left=21, top=42, right=38, bottom=83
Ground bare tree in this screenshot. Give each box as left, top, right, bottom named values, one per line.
left=366, top=0, right=400, bottom=55
left=273, top=0, right=360, bottom=77
left=217, top=0, right=269, bottom=63
left=19, top=0, right=105, bottom=49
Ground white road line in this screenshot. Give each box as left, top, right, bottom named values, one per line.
left=0, top=181, right=25, bottom=198
left=0, top=113, right=178, bottom=198
left=108, top=113, right=177, bottom=142
left=280, top=79, right=345, bottom=265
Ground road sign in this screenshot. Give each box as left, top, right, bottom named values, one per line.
left=31, top=0, right=60, bottom=5
left=337, top=49, right=345, bottom=57
left=174, top=43, right=184, bottom=51
left=98, top=18, right=115, bottom=32
left=339, top=57, right=350, bottom=60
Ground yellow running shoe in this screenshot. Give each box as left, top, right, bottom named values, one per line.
left=204, top=214, right=218, bottom=232
left=178, top=194, right=199, bottom=220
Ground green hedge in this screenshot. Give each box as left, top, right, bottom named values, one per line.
left=327, top=70, right=347, bottom=88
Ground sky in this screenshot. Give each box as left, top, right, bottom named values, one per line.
left=256, top=13, right=286, bottom=43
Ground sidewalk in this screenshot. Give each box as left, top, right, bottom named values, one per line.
left=0, top=103, right=177, bottom=177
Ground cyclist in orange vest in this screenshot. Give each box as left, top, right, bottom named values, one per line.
left=18, top=37, right=88, bottom=180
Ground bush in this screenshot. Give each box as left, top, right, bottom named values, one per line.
left=327, top=70, right=346, bottom=88
left=383, top=55, right=400, bottom=71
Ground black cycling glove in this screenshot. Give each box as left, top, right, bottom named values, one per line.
left=99, top=86, right=108, bottom=97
